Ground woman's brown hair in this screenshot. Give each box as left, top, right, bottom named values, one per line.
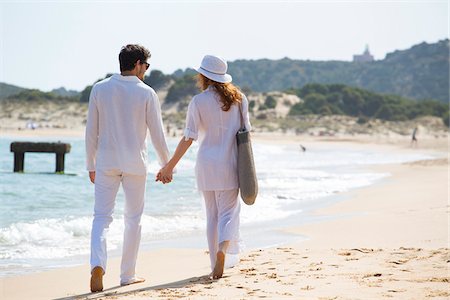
left=197, top=74, right=242, bottom=111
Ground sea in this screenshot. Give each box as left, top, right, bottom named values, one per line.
left=0, top=136, right=438, bottom=277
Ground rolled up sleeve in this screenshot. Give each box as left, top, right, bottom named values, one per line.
left=146, top=90, right=170, bottom=167
left=184, top=99, right=200, bottom=141
left=242, top=94, right=252, bottom=131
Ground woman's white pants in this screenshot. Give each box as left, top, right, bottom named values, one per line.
left=202, top=189, right=241, bottom=271
left=90, top=169, right=146, bottom=284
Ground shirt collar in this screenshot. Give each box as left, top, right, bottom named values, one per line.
left=111, top=74, right=142, bottom=83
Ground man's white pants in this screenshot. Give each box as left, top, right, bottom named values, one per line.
left=90, top=169, right=146, bottom=283
left=202, top=189, right=241, bottom=271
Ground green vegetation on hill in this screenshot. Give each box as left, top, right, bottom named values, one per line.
left=288, top=83, right=449, bottom=126
left=0, top=82, right=27, bottom=99
left=143, top=70, right=173, bottom=91
left=6, top=89, right=77, bottom=102
left=2, top=39, right=448, bottom=114
left=165, top=74, right=198, bottom=103
left=51, top=87, right=80, bottom=98
left=176, top=40, right=449, bottom=103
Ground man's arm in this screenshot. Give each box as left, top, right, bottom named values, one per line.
left=85, top=87, right=99, bottom=183
left=146, top=90, right=171, bottom=169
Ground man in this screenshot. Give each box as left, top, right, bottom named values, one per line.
left=85, top=44, right=172, bottom=292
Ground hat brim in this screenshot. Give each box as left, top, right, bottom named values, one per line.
left=196, top=67, right=232, bottom=83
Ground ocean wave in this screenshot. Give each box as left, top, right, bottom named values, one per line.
left=0, top=213, right=208, bottom=260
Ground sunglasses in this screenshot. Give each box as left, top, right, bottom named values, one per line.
left=141, top=61, right=150, bottom=70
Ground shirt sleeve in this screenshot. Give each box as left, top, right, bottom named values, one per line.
left=242, top=94, right=252, bottom=131
left=146, top=90, right=171, bottom=167
left=183, top=99, right=200, bottom=141
left=85, top=86, right=99, bottom=171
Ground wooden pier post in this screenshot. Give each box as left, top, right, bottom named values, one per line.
left=56, top=153, right=66, bottom=173
left=13, top=152, right=25, bottom=172
left=10, top=142, right=71, bottom=173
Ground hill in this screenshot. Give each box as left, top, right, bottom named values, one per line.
left=0, top=82, right=27, bottom=98
left=285, top=83, right=448, bottom=126
left=51, top=87, right=80, bottom=98
left=4, top=89, right=78, bottom=102
left=175, top=39, right=449, bottom=103
left=2, top=39, right=447, bottom=104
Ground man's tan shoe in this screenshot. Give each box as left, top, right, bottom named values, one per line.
left=90, top=266, right=104, bottom=292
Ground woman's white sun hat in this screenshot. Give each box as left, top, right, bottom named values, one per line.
left=196, top=55, right=232, bottom=83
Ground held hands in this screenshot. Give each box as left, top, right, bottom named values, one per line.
left=156, top=166, right=173, bottom=184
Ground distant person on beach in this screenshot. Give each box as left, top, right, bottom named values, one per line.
left=411, top=127, right=418, bottom=147
left=85, top=44, right=171, bottom=292
left=156, top=55, right=251, bottom=279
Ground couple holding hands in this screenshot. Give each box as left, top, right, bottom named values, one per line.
left=85, top=44, right=251, bottom=292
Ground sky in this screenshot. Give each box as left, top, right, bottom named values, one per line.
left=0, top=0, right=448, bottom=92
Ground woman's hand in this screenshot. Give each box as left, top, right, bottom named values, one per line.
left=155, top=137, right=193, bottom=185
left=156, top=166, right=173, bottom=184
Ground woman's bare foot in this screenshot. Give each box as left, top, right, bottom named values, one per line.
left=90, top=266, right=104, bottom=292
left=212, top=250, right=225, bottom=279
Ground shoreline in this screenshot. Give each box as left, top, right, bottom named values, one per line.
left=2, top=127, right=448, bottom=150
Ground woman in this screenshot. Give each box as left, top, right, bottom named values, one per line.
left=157, top=55, right=251, bottom=279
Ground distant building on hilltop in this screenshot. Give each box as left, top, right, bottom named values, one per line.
left=353, top=45, right=374, bottom=62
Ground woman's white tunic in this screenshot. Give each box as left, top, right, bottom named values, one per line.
left=183, top=87, right=251, bottom=191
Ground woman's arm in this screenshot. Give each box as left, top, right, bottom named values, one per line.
left=156, top=137, right=194, bottom=183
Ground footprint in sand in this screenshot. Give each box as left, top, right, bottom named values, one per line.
left=276, top=247, right=293, bottom=252
left=426, top=290, right=450, bottom=297
left=240, top=267, right=257, bottom=273
left=411, top=277, right=450, bottom=283
left=350, top=248, right=375, bottom=253
left=362, top=273, right=382, bottom=278
left=249, top=253, right=261, bottom=258
left=388, top=259, right=409, bottom=265
left=399, top=246, right=421, bottom=251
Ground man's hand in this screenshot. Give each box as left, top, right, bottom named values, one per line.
left=156, top=166, right=173, bottom=184
left=89, top=171, right=96, bottom=184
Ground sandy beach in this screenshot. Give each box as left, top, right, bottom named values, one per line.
left=1, top=133, right=448, bottom=300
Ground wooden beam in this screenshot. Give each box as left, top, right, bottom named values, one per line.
left=10, top=142, right=71, bottom=173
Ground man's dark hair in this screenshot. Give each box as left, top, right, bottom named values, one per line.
left=119, top=44, right=151, bottom=72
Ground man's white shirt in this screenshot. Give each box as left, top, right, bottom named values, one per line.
left=85, top=74, right=170, bottom=175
